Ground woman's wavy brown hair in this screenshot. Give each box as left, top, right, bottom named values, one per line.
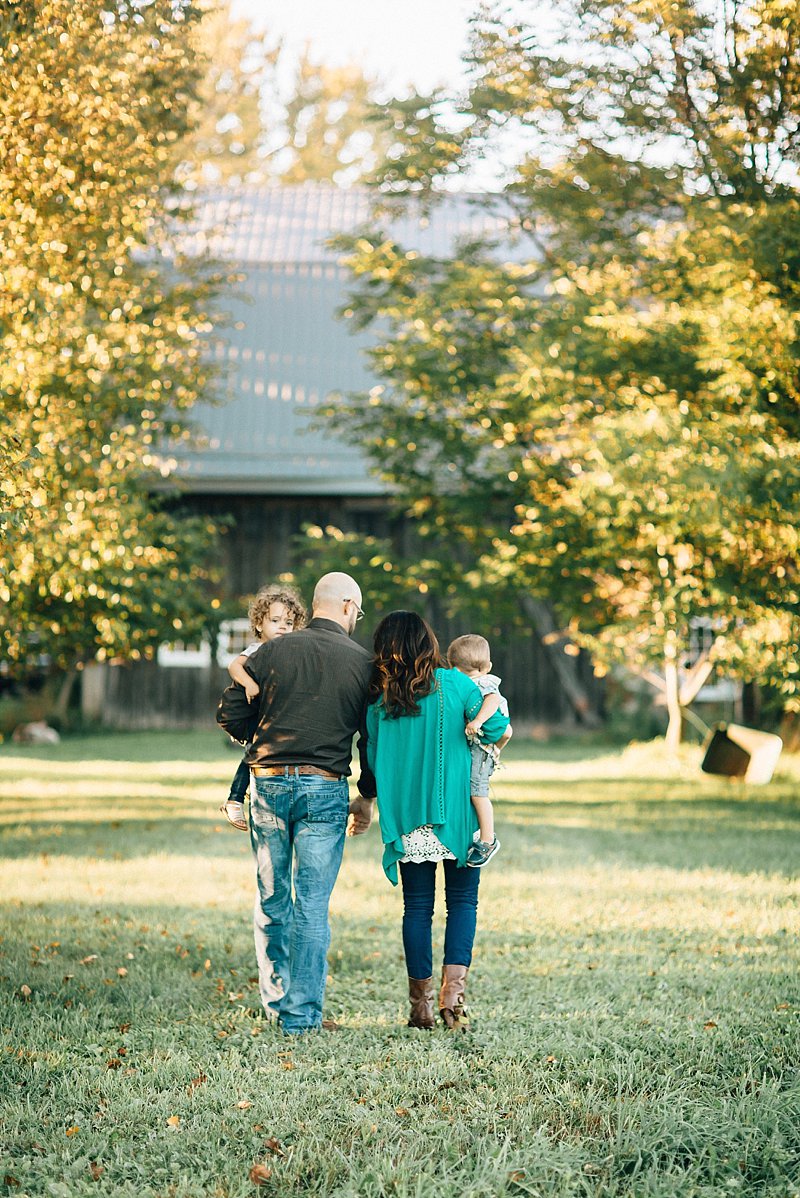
left=369, top=610, right=442, bottom=717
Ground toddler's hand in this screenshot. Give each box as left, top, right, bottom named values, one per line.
left=464, top=720, right=481, bottom=738
left=244, top=680, right=260, bottom=703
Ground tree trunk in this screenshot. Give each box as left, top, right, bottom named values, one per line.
left=51, top=668, right=78, bottom=724
left=664, top=658, right=682, bottom=752
left=742, top=680, right=761, bottom=726
left=519, top=595, right=602, bottom=728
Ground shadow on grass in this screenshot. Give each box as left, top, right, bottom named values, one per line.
left=0, top=812, right=253, bottom=861
left=2, top=789, right=800, bottom=875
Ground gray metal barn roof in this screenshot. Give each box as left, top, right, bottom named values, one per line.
left=174, top=184, right=524, bottom=494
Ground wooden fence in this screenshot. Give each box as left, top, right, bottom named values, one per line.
left=82, top=631, right=603, bottom=732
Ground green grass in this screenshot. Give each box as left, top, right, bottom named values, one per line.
left=1, top=732, right=799, bottom=1198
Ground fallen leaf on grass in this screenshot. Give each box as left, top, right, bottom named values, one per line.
left=508, top=1171, right=526, bottom=1183
left=19, top=985, right=32, bottom=1000
left=583, top=1163, right=603, bottom=1176
left=80, top=956, right=98, bottom=966
left=704, top=1020, right=718, bottom=1030
left=188, top=1074, right=207, bottom=1093
left=249, top=1164, right=272, bottom=1185
left=4, top=1176, right=20, bottom=1188
left=118, top=1023, right=131, bottom=1033
left=280, top=1059, right=295, bottom=1071
left=395, top=1107, right=409, bottom=1117
left=116, top=968, right=128, bottom=978
left=106, top=1059, right=122, bottom=1070
left=263, top=1138, right=286, bottom=1157
left=89, top=1162, right=103, bottom=1181
left=166, top=1115, right=181, bottom=1129
left=236, top=1100, right=253, bottom=1110
left=66, top=1126, right=80, bottom=1137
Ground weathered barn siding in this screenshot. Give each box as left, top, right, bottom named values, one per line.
left=82, top=186, right=602, bottom=729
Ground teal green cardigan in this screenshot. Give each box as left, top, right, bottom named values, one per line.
left=366, top=667, right=510, bottom=884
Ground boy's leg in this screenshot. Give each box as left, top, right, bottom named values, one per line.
left=467, top=748, right=500, bottom=867
left=228, top=758, right=251, bottom=803
left=471, top=794, right=494, bottom=844
left=469, top=747, right=495, bottom=840
left=221, top=758, right=250, bottom=830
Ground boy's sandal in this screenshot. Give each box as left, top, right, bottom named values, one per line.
left=219, top=802, right=248, bottom=831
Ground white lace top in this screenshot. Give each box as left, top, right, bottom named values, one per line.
left=400, top=825, right=456, bottom=863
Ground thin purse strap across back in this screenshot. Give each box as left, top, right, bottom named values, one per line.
left=434, top=673, right=446, bottom=824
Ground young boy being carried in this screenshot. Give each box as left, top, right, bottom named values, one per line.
left=219, top=582, right=307, bottom=830
left=447, top=634, right=512, bottom=867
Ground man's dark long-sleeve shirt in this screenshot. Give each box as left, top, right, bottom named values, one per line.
left=244, top=618, right=376, bottom=798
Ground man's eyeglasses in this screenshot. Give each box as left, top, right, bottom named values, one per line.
left=345, top=598, right=365, bottom=622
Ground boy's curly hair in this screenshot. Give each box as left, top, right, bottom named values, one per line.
left=248, top=583, right=307, bottom=638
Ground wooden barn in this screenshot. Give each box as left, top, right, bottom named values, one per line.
left=82, top=184, right=604, bottom=731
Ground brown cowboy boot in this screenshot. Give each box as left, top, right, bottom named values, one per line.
left=407, top=976, right=435, bottom=1029
left=439, top=964, right=469, bottom=1030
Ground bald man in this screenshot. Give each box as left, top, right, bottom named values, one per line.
left=242, top=572, right=376, bottom=1034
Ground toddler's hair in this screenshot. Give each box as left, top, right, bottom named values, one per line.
left=248, top=583, right=307, bottom=638
left=447, top=634, right=491, bottom=673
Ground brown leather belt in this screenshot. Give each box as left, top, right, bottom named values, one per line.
left=251, top=765, right=342, bottom=780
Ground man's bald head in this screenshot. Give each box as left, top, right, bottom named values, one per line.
left=312, top=572, right=363, bottom=634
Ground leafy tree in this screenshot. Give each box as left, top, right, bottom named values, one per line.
left=177, top=3, right=280, bottom=187
left=178, top=7, right=392, bottom=187
left=0, top=0, right=223, bottom=718
left=278, top=50, right=392, bottom=186
left=0, top=431, right=38, bottom=537
left=327, top=0, right=800, bottom=744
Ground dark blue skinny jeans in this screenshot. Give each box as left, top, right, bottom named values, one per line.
left=227, top=758, right=250, bottom=803
left=398, top=859, right=480, bottom=980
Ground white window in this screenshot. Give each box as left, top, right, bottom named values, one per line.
left=216, top=618, right=255, bottom=668
left=156, top=640, right=212, bottom=669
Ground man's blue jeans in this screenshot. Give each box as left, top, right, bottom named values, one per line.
left=249, top=770, right=349, bottom=1033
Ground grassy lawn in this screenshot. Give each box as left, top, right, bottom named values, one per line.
left=1, top=731, right=799, bottom=1198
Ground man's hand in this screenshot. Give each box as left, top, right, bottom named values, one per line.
left=347, top=796, right=374, bottom=837
left=244, top=679, right=260, bottom=703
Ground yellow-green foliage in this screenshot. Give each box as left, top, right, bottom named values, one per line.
left=0, top=0, right=221, bottom=671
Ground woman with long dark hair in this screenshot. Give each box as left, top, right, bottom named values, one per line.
left=366, top=611, right=509, bottom=1030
